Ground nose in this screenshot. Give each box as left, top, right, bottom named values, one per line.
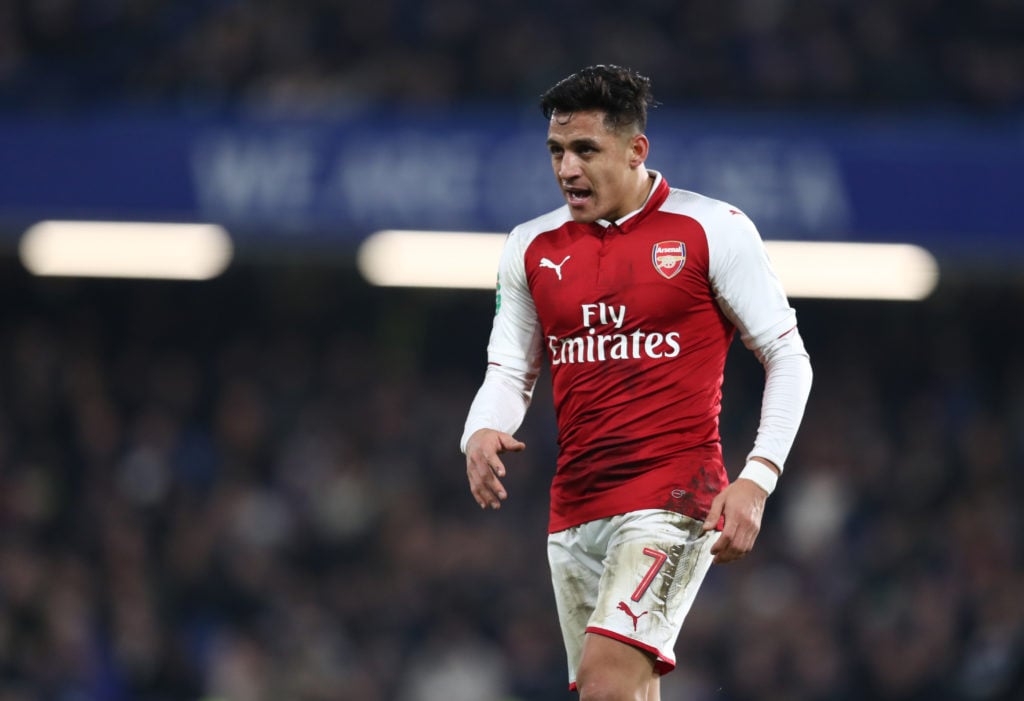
left=557, top=151, right=581, bottom=181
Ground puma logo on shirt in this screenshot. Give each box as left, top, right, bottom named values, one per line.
left=539, top=255, right=571, bottom=280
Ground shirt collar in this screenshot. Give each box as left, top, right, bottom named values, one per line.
left=595, top=170, right=666, bottom=229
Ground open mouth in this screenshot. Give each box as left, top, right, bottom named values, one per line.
left=565, top=188, right=592, bottom=205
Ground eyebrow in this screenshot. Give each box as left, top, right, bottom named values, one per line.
left=547, top=137, right=601, bottom=151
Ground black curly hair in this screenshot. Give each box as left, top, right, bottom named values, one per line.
left=540, top=65, right=655, bottom=134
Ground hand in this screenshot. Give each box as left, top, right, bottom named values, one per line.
left=702, top=478, right=769, bottom=564
left=465, top=428, right=525, bottom=510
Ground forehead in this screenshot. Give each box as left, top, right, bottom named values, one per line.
left=546, top=109, right=616, bottom=142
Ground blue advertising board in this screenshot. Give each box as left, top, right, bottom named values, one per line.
left=1, top=108, right=1021, bottom=259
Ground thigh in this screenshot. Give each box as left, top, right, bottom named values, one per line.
left=588, top=509, right=718, bottom=676
left=548, top=524, right=605, bottom=685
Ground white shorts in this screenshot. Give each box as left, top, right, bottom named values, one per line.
left=547, top=509, right=718, bottom=686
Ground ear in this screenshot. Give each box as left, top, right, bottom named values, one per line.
left=629, top=134, right=649, bottom=168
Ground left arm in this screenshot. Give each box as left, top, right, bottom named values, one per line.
left=700, top=205, right=813, bottom=563
left=703, top=328, right=812, bottom=563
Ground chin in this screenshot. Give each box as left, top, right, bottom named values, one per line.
left=568, top=207, right=599, bottom=224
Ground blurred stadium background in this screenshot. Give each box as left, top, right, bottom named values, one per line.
left=0, top=1, right=1022, bottom=700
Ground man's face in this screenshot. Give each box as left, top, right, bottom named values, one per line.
left=546, top=109, right=646, bottom=223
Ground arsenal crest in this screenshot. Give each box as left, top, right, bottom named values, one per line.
left=652, top=241, right=686, bottom=279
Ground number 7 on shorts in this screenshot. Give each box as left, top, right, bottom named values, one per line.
left=631, top=547, right=668, bottom=602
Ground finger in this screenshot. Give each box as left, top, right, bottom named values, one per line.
left=469, top=440, right=511, bottom=477
left=467, top=459, right=507, bottom=508
left=714, top=523, right=759, bottom=563
left=715, top=549, right=741, bottom=564
left=467, top=450, right=506, bottom=483
left=490, top=458, right=506, bottom=478
left=481, top=459, right=508, bottom=499
left=499, top=435, right=527, bottom=453
left=710, top=531, right=730, bottom=556
left=733, top=526, right=758, bottom=555
left=703, top=495, right=725, bottom=532
left=479, top=452, right=511, bottom=496
left=712, top=537, right=743, bottom=564
left=714, top=506, right=738, bottom=546
left=470, top=477, right=505, bottom=508
left=470, top=486, right=489, bottom=509
left=473, top=486, right=505, bottom=509
left=710, top=512, right=743, bottom=561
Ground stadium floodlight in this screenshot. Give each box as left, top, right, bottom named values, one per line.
left=20, top=220, right=233, bottom=280
left=764, top=240, right=939, bottom=301
left=358, top=230, right=507, bottom=289
left=358, top=230, right=939, bottom=301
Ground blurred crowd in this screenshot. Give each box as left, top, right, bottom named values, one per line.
left=0, top=260, right=1020, bottom=701
left=0, top=1, right=1021, bottom=700
left=1, top=0, right=1023, bottom=112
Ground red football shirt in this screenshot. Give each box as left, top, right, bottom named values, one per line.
left=484, top=173, right=797, bottom=532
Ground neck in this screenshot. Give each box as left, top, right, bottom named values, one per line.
left=626, top=167, right=654, bottom=214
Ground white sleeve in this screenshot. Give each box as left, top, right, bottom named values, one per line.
left=460, top=363, right=538, bottom=452
left=708, top=206, right=812, bottom=473
left=746, top=328, right=812, bottom=470
left=460, top=227, right=545, bottom=453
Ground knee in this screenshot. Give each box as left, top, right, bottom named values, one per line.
left=576, top=668, right=642, bottom=701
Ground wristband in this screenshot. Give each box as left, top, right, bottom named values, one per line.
left=738, top=460, right=779, bottom=495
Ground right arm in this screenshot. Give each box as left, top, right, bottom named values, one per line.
left=461, top=228, right=545, bottom=509
left=463, top=365, right=532, bottom=510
